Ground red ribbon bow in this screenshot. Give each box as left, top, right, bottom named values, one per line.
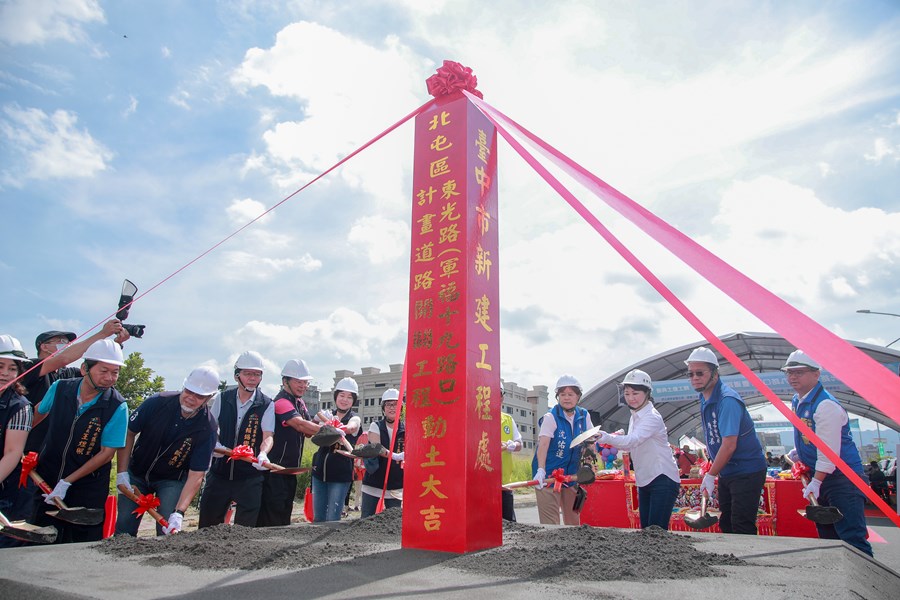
left=131, top=493, right=161, bottom=516
left=229, top=445, right=256, bottom=461
left=550, top=467, right=567, bottom=492
left=791, top=461, right=811, bottom=480
left=425, top=60, right=483, bottom=99
left=19, top=451, right=38, bottom=488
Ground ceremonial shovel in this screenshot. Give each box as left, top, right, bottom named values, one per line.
left=117, top=484, right=171, bottom=531
left=796, top=474, right=843, bottom=525
left=684, top=491, right=720, bottom=530
left=783, top=456, right=843, bottom=525
left=312, top=411, right=355, bottom=454
left=0, top=509, right=58, bottom=544
left=213, top=446, right=308, bottom=474
left=502, top=465, right=597, bottom=490
left=30, top=470, right=104, bottom=526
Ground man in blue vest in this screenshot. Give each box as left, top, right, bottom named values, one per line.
left=198, top=351, right=274, bottom=528
left=360, top=388, right=405, bottom=518
left=687, top=347, right=767, bottom=535
left=532, top=375, right=594, bottom=525
left=115, top=366, right=219, bottom=536
left=31, top=339, right=129, bottom=543
left=783, top=350, right=872, bottom=556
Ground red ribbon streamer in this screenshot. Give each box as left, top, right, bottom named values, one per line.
left=229, top=445, right=255, bottom=461
left=426, top=60, right=483, bottom=99
left=550, top=468, right=567, bottom=492
left=791, top=461, right=812, bottom=480
left=463, top=90, right=900, bottom=530
left=131, top=493, right=161, bottom=516
left=19, top=451, right=38, bottom=488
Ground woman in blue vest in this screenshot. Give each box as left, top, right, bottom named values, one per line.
left=783, top=349, right=872, bottom=557
left=532, top=375, right=594, bottom=525
left=311, top=377, right=362, bottom=521
left=595, top=369, right=681, bottom=529
left=0, top=335, right=33, bottom=547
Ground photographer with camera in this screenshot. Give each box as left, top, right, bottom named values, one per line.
left=21, top=319, right=130, bottom=454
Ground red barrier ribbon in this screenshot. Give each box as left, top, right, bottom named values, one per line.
left=131, top=493, right=161, bottom=516
left=229, top=445, right=256, bottom=461
left=463, top=90, right=900, bottom=530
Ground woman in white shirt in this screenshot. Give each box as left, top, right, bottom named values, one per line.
left=596, top=370, right=680, bottom=529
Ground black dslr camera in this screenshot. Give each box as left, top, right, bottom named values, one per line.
left=116, top=279, right=146, bottom=338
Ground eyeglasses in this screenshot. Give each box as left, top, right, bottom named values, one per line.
left=182, top=389, right=215, bottom=402
left=785, top=369, right=813, bottom=377
left=686, top=371, right=709, bottom=378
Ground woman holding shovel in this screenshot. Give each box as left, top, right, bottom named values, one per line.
left=310, top=377, right=362, bottom=521
left=0, top=335, right=34, bottom=547
left=594, top=370, right=681, bottom=529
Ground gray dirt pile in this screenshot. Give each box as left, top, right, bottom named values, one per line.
left=97, top=508, right=744, bottom=582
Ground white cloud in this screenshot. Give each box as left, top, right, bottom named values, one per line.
left=0, top=0, right=104, bottom=45
left=226, top=197, right=270, bottom=225
left=348, top=216, right=410, bottom=265
left=864, top=137, right=898, bottom=163
left=123, top=95, right=138, bottom=117
left=219, top=250, right=322, bottom=281
left=0, top=104, right=112, bottom=183
left=161, top=46, right=171, bottom=59
left=169, top=90, right=191, bottom=110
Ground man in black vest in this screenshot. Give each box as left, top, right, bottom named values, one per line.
left=21, top=320, right=129, bottom=454
left=31, top=339, right=129, bottom=543
left=198, top=351, right=274, bottom=528
left=115, top=366, right=220, bottom=536
left=256, top=358, right=321, bottom=527
left=360, top=388, right=405, bottom=518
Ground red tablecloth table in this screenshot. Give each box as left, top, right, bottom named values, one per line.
left=578, top=476, right=818, bottom=538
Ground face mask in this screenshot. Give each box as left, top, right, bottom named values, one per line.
left=54, top=344, right=68, bottom=352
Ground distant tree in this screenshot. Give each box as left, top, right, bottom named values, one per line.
left=116, top=351, right=165, bottom=410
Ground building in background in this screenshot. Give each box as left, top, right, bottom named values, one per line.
left=317, top=364, right=549, bottom=455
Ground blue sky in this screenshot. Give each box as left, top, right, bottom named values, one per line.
left=3, top=1, right=900, bottom=429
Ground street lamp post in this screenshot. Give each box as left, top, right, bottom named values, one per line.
left=856, top=309, right=900, bottom=348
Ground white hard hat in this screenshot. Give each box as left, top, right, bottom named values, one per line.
left=183, top=366, right=221, bottom=396
left=0, top=335, right=28, bottom=362
left=381, top=388, right=400, bottom=404
left=623, top=369, right=652, bottom=389
left=555, top=374, right=582, bottom=393
left=281, top=359, right=313, bottom=380
left=335, top=377, right=359, bottom=395
left=83, top=339, right=125, bottom=366
left=684, top=347, right=718, bottom=367
left=234, top=350, right=265, bottom=372
left=781, top=350, right=821, bottom=371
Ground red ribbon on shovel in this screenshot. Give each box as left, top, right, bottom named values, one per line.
left=132, top=493, right=161, bottom=517
left=19, top=451, right=38, bottom=488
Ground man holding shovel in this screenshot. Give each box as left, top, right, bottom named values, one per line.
left=199, top=351, right=274, bottom=528
left=256, top=359, right=320, bottom=527
left=783, top=350, right=872, bottom=556
left=30, top=339, right=129, bottom=543
left=115, top=366, right=219, bottom=536
left=686, top=347, right=766, bottom=535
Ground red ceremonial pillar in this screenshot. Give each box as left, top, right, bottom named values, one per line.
left=401, top=64, right=501, bottom=553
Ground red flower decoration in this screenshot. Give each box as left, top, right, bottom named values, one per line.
left=790, top=460, right=811, bottom=480
left=132, top=493, right=161, bottom=516
left=229, top=445, right=256, bottom=461
left=19, top=451, right=38, bottom=488
left=426, top=60, right=483, bottom=99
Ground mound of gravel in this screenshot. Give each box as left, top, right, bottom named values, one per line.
left=98, top=508, right=744, bottom=581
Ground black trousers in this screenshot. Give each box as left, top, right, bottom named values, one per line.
left=198, top=471, right=263, bottom=528
left=256, top=472, right=298, bottom=527
left=501, top=489, right=516, bottom=522
left=717, top=469, right=766, bottom=534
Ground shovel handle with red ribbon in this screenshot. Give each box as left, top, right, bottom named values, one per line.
left=214, top=445, right=286, bottom=471
left=503, top=468, right=573, bottom=491
left=117, top=484, right=170, bottom=531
